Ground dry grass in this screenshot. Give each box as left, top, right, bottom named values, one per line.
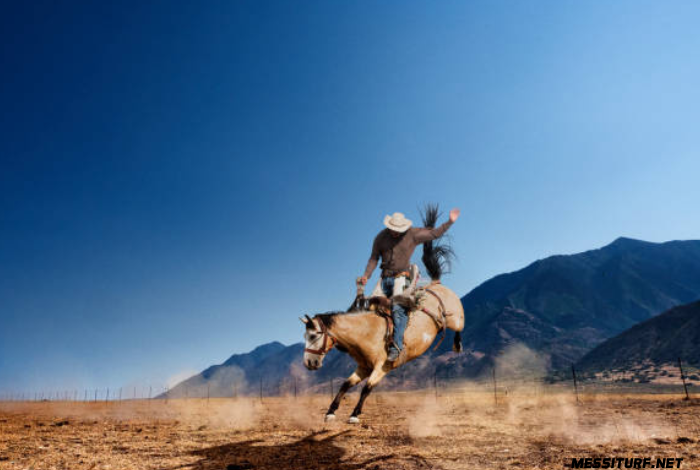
left=1, top=389, right=698, bottom=470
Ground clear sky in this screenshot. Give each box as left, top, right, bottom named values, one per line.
left=2, top=1, right=699, bottom=395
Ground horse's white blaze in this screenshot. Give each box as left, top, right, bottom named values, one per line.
left=422, top=332, right=431, bottom=344
left=303, top=323, right=328, bottom=369
left=304, top=329, right=324, bottom=351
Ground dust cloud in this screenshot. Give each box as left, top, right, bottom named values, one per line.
left=165, top=369, right=198, bottom=389
left=403, top=343, right=681, bottom=444
left=494, top=342, right=550, bottom=383
left=407, top=396, right=442, bottom=437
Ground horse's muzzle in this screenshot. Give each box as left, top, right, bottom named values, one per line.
left=304, top=357, right=322, bottom=370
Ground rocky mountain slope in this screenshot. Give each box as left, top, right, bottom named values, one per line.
left=576, top=299, right=700, bottom=372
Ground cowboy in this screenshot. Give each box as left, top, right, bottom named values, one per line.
left=360, top=208, right=460, bottom=361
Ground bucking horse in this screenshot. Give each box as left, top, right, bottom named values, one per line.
left=300, top=205, right=465, bottom=424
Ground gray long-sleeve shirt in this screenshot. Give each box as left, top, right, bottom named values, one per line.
left=363, top=221, right=453, bottom=278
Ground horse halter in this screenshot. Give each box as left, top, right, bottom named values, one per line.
left=304, top=318, right=336, bottom=356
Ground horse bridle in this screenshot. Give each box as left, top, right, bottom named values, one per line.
left=304, top=318, right=336, bottom=355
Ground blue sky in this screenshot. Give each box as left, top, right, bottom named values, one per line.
left=2, top=1, right=699, bottom=394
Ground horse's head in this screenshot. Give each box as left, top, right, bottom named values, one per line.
left=300, top=314, right=335, bottom=371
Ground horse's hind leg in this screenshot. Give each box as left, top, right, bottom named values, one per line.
left=325, top=368, right=367, bottom=421
left=348, top=367, right=387, bottom=424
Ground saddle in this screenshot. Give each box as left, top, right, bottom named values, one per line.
left=348, top=264, right=427, bottom=350
left=348, top=266, right=457, bottom=354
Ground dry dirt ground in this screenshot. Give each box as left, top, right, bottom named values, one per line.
left=1, top=391, right=699, bottom=470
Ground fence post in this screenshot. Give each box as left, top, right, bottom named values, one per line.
left=207, top=384, right=210, bottom=404
left=294, top=378, right=297, bottom=400
left=677, top=358, right=690, bottom=401
left=259, top=377, right=263, bottom=403
left=572, top=364, right=580, bottom=404
left=492, top=366, right=498, bottom=406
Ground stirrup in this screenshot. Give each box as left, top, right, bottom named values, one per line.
left=387, top=347, right=401, bottom=362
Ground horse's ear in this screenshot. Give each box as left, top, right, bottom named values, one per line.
left=300, top=314, right=314, bottom=329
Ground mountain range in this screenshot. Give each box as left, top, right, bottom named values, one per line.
left=165, top=237, right=700, bottom=397
left=576, top=299, right=700, bottom=372
left=459, top=237, right=700, bottom=369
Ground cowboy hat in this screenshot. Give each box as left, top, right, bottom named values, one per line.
left=383, top=212, right=412, bottom=233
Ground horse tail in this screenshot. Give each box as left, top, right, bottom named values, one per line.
left=420, top=203, right=455, bottom=281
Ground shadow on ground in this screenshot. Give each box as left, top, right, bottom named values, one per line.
left=175, top=430, right=433, bottom=470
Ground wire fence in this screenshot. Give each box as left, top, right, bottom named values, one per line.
left=0, top=385, right=169, bottom=403
left=1, top=358, right=697, bottom=405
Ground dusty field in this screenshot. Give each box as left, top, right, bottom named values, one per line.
left=1, top=390, right=698, bottom=470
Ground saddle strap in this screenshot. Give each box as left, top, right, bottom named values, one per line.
left=422, top=288, right=449, bottom=351
left=419, top=307, right=443, bottom=329
left=383, top=314, right=393, bottom=345
left=418, top=306, right=448, bottom=352
left=424, top=288, right=448, bottom=329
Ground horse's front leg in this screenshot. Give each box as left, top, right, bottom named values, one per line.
left=325, top=368, right=367, bottom=421
left=348, top=367, right=387, bottom=424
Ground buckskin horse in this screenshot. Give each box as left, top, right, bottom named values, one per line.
left=300, top=205, right=465, bottom=424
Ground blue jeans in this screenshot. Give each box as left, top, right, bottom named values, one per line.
left=381, top=277, right=408, bottom=352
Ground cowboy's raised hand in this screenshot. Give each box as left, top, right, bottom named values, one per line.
left=449, top=208, right=461, bottom=223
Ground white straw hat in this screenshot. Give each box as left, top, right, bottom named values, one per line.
left=383, top=212, right=412, bottom=233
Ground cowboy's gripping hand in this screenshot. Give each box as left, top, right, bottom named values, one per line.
left=449, top=208, right=461, bottom=223
left=356, top=276, right=367, bottom=297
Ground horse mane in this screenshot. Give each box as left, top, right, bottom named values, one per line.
left=313, top=310, right=375, bottom=354
left=315, top=310, right=379, bottom=329
left=420, top=203, right=456, bottom=281
left=314, top=312, right=337, bottom=328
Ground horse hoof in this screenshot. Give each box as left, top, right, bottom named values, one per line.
left=347, top=416, right=360, bottom=424
left=324, top=414, right=336, bottom=422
